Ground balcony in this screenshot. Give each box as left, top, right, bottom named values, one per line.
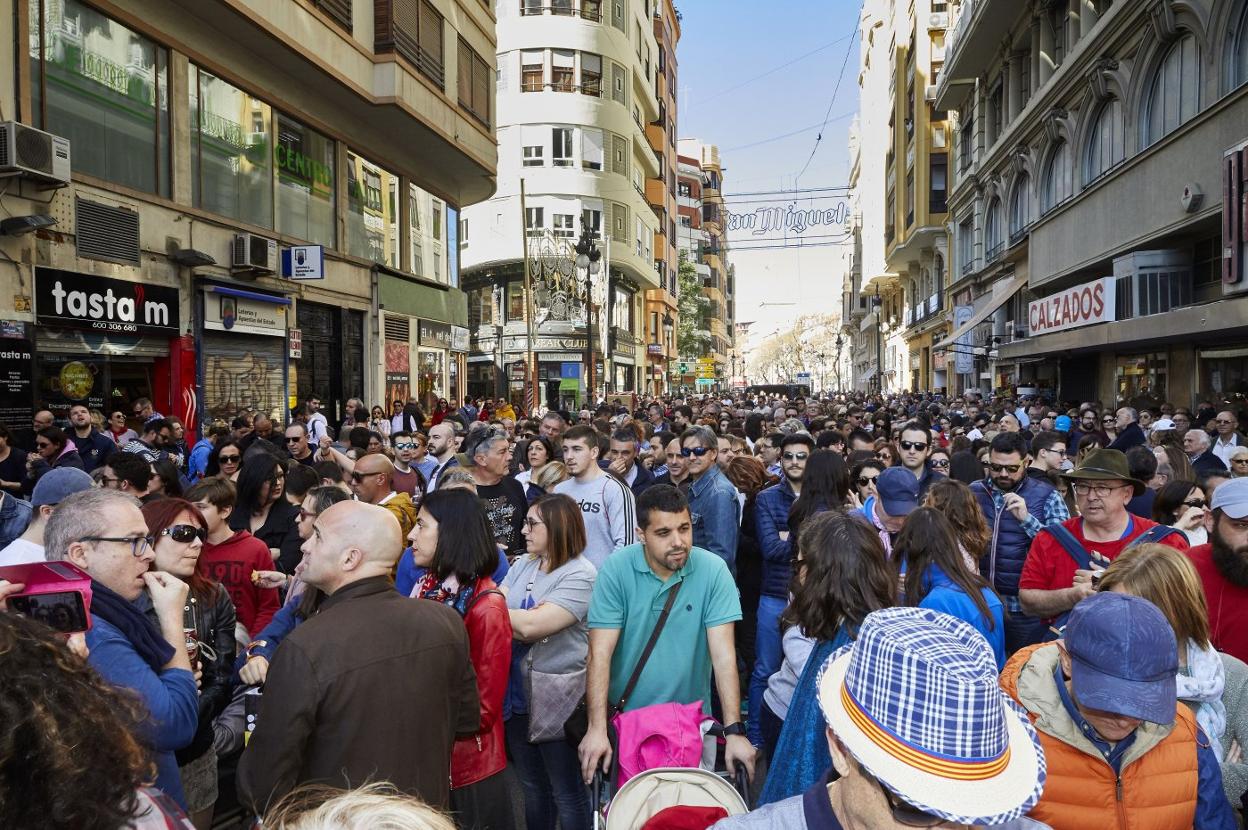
left=519, top=0, right=601, bottom=20
left=374, top=0, right=446, bottom=90
left=984, top=240, right=1004, bottom=265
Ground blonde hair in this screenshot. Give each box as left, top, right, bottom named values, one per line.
left=266, top=783, right=456, bottom=830
left=534, top=460, right=569, bottom=490
left=1097, top=543, right=1211, bottom=649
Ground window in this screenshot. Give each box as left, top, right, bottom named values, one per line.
left=1049, top=1, right=1067, bottom=68
left=1085, top=98, right=1124, bottom=183
left=581, top=53, right=603, bottom=96
left=984, top=199, right=1003, bottom=262
left=582, top=0, right=602, bottom=22
left=612, top=0, right=625, bottom=30
left=1018, top=51, right=1031, bottom=109
left=582, top=206, right=602, bottom=237
left=679, top=215, right=691, bottom=227
left=905, top=168, right=915, bottom=227
left=958, top=215, right=975, bottom=275
left=582, top=128, right=605, bottom=170
left=635, top=217, right=644, bottom=256
left=612, top=287, right=634, bottom=331
left=521, top=0, right=542, bottom=14
left=189, top=66, right=272, bottom=227
left=457, top=39, right=492, bottom=128
left=276, top=115, right=336, bottom=246
left=469, top=287, right=494, bottom=326
left=987, top=79, right=1004, bottom=146
left=459, top=217, right=468, bottom=247
left=552, top=0, right=573, bottom=14
left=409, top=183, right=446, bottom=281
left=526, top=207, right=544, bottom=235
left=959, top=116, right=974, bottom=171
left=1009, top=172, right=1030, bottom=238
left=521, top=50, right=543, bottom=92
left=30, top=0, right=170, bottom=195
left=346, top=152, right=399, bottom=267
left=612, top=62, right=627, bottom=105
left=678, top=182, right=691, bottom=198
left=415, top=0, right=445, bottom=88
left=1041, top=139, right=1072, bottom=213
left=930, top=153, right=948, bottom=213
left=1237, top=5, right=1248, bottom=89
left=552, top=128, right=574, bottom=166
left=553, top=213, right=576, bottom=238
left=523, top=145, right=543, bottom=166
left=552, top=50, right=575, bottom=91
left=1144, top=34, right=1201, bottom=146
left=432, top=199, right=443, bottom=241
left=507, top=282, right=525, bottom=321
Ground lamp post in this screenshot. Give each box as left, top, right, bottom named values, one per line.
left=834, top=333, right=844, bottom=392
left=576, top=218, right=602, bottom=405
left=662, top=313, right=674, bottom=394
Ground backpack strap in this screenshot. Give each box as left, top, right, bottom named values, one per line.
left=1044, top=523, right=1093, bottom=571
left=1131, top=524, right=1185, bottom=547
left=616, top=580, right=683, bottom=713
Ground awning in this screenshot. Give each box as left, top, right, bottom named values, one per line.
left=935, top=270, right=1029, bottom=350
left=860, top=368, right=877, bottom=382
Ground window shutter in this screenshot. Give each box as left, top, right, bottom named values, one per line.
left=457, top=39, right=473, bottom=106
left=582, top=128, right=605, bottom=169
left=316, top=0, right=353, bottom=32
left=473, top=54, right=491, bottom=124
left=418, top=0, right=445, bottom=87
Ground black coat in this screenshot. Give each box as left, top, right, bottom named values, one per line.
left=1192, top=448, right=1228, bottom=475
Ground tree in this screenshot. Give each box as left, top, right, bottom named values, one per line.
left=746, top=312, right=843, bottom=390
left=676, top=251, right=711, bottom=359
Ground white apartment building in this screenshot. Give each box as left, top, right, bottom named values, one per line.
left=935, top=0, right=1248, bottom=404
left=460, top=0, right=664, bottom=404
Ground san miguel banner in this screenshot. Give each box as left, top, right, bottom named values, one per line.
left=36, top=268, right=180, bottom=335
left=1028, top=277, right=1116, bottom=336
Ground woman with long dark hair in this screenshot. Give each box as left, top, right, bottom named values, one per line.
left=848, top=457, right=884, bottom=509
left=228, top=453, right=302, bottom=573
left=407, top=489, right=513, bottom=830
left=513, top=436, right=556, bottom=503
left=759, top=511, right=894, bottom=804
left=140, top=498, right=236, bottom=829
left=893, top=507, right=1004, bottom=668
left=205, top=439, right=243, bottom=481
left=923, top=478, right=989, bottom=573
left=1153, top=480, right=1209, bottom=546
left=786, top=449, right=850, bottom=541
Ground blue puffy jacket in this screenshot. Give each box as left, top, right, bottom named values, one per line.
left=754, top=480, right=798, bottom=599
left=971, top=475, right=1056, bottom=597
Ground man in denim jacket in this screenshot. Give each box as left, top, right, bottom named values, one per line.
left=680, top=426, right=740, bottom=573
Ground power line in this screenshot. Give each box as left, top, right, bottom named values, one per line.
left=723, top=192, right=849, bottom=205
left=686, top=33, right=857, bottom=110
left=794, top=5, right=862, bottom=187
left=719, top=110, right=856, bottom=153
left=722, top=185, right=851, bottom=198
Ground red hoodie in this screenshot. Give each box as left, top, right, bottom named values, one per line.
left=201, top=530, right=280, bottom=636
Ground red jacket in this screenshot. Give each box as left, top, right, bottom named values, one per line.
left=451, top=579, right=512, bottom=788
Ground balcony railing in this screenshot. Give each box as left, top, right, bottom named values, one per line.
left=984, top=240, right=1004, bottom=265
left=520, top=0, right=600, bottom=19
left=961, top=258, right=977, bottom=277
left=375, top=0, right=445, bottom=90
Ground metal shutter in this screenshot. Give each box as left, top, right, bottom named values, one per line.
left=76, top=198, right=140, bottom=265
left=202, top=333, right=287, bottom=424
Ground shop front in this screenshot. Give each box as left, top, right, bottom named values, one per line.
left=383, top=313, right=413, bottom=410
left=30, top=268, right=190, bottom=434
left=199, top=285, right=290, bottom=424
left=417, top=319, right=453, bottom=410
left=377, top=272, right=468, bottom=409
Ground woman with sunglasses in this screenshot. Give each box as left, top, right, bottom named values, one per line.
left=1230, top=446, right=1248, bottom=478
left=206, top=439, right=243, bottom=481
left=927, top=447, right=951, bottom=476
left=107, top=410, right=139, bottom=448
left=848, top=458, right=885, bottom=508
left=369, top=405, right=392, bottom=446
left=228, top=454, right=302, bottom=574
left=140, top=497, right=236, bottom=829
left=872, top=437, right=897, bottom=467
left=1100, top=412, right=1119, bottom=445
left=1153, top=480, right=1210, bottom=546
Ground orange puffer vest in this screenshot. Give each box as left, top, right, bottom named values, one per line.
left=1000, top=643, right=1199, bottom=830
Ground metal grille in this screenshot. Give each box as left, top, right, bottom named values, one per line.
left=384, top=314, right=410, bottom=342
left=75, top=198, right=140, bottom=265
left=316, top=0, right=353, bottom=32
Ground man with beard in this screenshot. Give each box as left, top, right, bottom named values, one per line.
left=971, top=432, right=1069, bottom=652
left=1187, top=478, right=1248, bottom=663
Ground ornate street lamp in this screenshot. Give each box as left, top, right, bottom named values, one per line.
left=575, top=217, right=602, bottom=403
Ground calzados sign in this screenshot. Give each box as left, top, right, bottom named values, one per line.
left=36, top=268, right=180, bottom=335
left=1028, top=277, right=1116, bottom=336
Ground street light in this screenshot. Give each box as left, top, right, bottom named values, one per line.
left=575, top=217, right=602, bottom=404
left=834, top=333, right=844, bottom=392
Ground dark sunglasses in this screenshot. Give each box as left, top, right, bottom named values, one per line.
left=929, top=458, right=950, bottom=468
left=161, top=524, right=206, bottom=543
left=782, top=452, right=809, bottom=461
left=349, top=470, right=379, bottom=482
left=218, top=454, right=241, bottom=464
left=857, top=475, right=879, bottom=487
left=285, top=436, right=303, bottom=443
left=898, top=441, right=928, bottom=452
left=989, top=462, right=1023, bottom=473
left=1183, top=499, right=1208, bottom=509
left=680, top=446, right=712, bottom=458
left=394, top=442, right=417, bottom=450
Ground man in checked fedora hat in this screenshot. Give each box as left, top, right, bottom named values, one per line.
left=713, top=606, right=1048, bottom=829
left=1018, top=448, right=1188, bottom=626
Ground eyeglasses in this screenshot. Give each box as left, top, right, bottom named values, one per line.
left=523, top=517, right=545, bottom=529
left=218, top=454, right=241, bottom=464
left=929, top=458, right=950, bottom=469
left=1233, top=457, right=1248, bottom=465
left=161, top=524, right=206, bottom=543
left=857, top=475, right=879, bottom=487
left=394, top=442, right=417, bottom=450
left=1215, top=419, right=1236, bottom=425
left=1072, top=482, right=1129, bottom=497
left=298, top=508, right=317, bottom=521
left=1042, top=447, right=1068, bottom=457
left=1102, top=417, right=1115, bottom=424
left=898, top=441, right=928, bottom=452
left=97, top=475, right=120, bottom=487
left=680, top=446, right=713, bottom=457
left=870, top=771, right=946, bottom=827
left=79, top=535, right=154, bottom=558
left=782, top=452, right=809, bottom=462
left=988, top=462, right=1023, bottom=474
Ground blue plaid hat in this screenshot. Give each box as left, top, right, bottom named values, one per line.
left=818, top=607, right=1045, bottom=826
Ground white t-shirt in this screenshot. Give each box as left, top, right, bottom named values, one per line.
left=0, top=538, right=45, bottom=566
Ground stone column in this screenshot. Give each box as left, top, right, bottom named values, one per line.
left=1038, top=8, right=1055, bottom=86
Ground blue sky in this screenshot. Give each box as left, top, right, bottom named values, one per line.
left=676, top=0, right=862, bottom=343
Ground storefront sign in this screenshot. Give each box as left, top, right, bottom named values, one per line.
left=509, top=361, right=528, bottom=382
left=953, top=306, right=974, bottom=375
left=418, top=319, right=453, bottom=348
left=35, top=268, right=180, bottom=335
left=1028, top=277, right=1116, bottom=336
left=203, top=290, right=287, bottom=337
left=288, top=329, right=302, bottom=359
left=282, top=245, right=325, bottom=280
left=451, top=325, right=470, bottom=352
left=647, top=343, right=664, bottom=355
left=0, top=327, right=33, bottom=430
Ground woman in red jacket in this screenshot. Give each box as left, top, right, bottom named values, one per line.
left=408, top=488, right=514, bottom=830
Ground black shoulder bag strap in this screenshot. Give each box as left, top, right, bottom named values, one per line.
left=615, top=579, right=683, bottom=713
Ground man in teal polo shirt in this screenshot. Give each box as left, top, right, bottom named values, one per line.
left=579, top=485, right=755, bottom=784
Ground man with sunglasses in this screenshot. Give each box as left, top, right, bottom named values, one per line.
left=284, top=423, right=317, bottom=468
left=1211, top=410, right=1246, bottom=469
left=679, top=426, right=740, bottom=572
left=350, top=455, right=418, bottom=545
left=748, top=432, right=814, bottom=748
left=100, top=451, right=158, bottom=502
left=896, top=421, right=939, bottom=498
left=971, top=433, right=1069, bottom=653
left=1019, top=449, right=1188, bottom=625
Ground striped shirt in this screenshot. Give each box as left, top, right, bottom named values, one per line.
left=554, top=471, right=637, bottom=569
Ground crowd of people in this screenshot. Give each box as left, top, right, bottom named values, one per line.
left=2, top=389, right=1248, bottom=829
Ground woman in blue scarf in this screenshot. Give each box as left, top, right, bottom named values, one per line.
left=758, top=510, right=894, bottom=805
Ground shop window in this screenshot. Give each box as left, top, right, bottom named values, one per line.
left=189, top=66, right=272, bottom=228
left=1143, top=34, right=1201, bottom=147
left=346, top=151, right=400, bottom=268
left=418, top=350, right=446, bottom=405
left=507, top=282, right=525, bottom=321
left=30, top=0, right=170, bottom=196
left=1084, top=98, right=1124, bottom=185
left=1116, top=353, right=1167, bottom=405
left=275, top=115, right=336, bottom=247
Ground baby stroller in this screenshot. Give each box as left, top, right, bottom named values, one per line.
left=594, top=766, right=750, bottom=830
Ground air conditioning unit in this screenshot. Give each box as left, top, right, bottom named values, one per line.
left=925, top=85, right=938, bottom=102
left=0, top=121, right=71, bottom=186
left=231, top=233, right=278, bottom=273
left=929, top=12, right=948, bottom=29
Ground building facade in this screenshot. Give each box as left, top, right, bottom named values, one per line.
left=935, top=0, right=1248, bottom=406
left=459, top=0, right=664, bottom=408
left=0, top=0, right=494, bottom=440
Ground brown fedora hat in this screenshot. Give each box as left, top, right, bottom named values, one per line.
left=1061, top=448, right=1146, bottom=496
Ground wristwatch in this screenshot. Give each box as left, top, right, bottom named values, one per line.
left=722, top=722, right=747, bottom=737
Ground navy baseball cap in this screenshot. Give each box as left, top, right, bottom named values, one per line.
left=876, top=467, right=921, bottom=517
left=1064, top=592, right=1177, bottom=724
